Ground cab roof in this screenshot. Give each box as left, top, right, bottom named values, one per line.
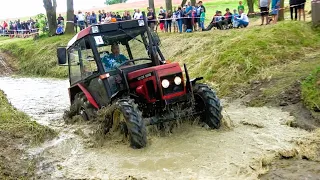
left=67, top=19, right=146, bottom=49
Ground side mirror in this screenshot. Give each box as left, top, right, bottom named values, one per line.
left=57, top=47, right=67, bottom=65
left=151, top=32, right=160, bottom=45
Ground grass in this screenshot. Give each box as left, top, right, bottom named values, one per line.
left=159, top=21, right=320, bottom=96
left=302, top=67, right=320, bottom=112
left=0, top=90, right=56, bottom=144
left=0, top=35, right=70, bottom=78
left=0, top=90, right=56, bottom=179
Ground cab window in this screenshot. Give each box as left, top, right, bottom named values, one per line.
left=78, top=38, right=98, bottom=78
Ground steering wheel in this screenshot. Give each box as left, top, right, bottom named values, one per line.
left=118, top=58, right=152, bottom=67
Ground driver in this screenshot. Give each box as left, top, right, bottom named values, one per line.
left=102, top=43, right=128, bottom=71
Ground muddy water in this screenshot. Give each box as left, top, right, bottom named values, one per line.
left=0, top=77, right=313, bottom=179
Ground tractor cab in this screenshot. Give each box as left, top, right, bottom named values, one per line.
left=57, top=12, right=222, bottom=149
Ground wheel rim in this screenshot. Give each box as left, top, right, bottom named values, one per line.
left=111, top=109, right=129, bottom=141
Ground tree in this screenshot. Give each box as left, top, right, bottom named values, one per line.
left=43, top=0, right=57, bottom=36
left=65, top=0, right=74, bottom=34
left=149, top=0, right=155, bottom=12
left=105, top=0, right=127, bottom=5
left=191, top=0, right=196, bottom=6
left=166, top=0, right=173, bottom=12
left=181, top=0, right=187, bottom=7
left=278, top=0, right=285, bottom=21
left=246, top=0, right=255, bottom=15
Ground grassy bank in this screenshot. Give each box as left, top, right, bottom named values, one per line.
left=0, top=35, right=70, bottom=78
left=0, top=90, right=56, bottom=178
left=302, top=67, right=320, bottom=114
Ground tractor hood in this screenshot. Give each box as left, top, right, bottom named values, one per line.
left=127, top=63, right=182, bottom=81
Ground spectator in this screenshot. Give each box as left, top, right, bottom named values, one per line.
left=271, top=0, right=280, bottom=24
left=224, top=8, right=233, bottom=26
left=74, top=14, right=78, bottom=33
left=198, top=1, right=206, bottom=13
left=192, top=4, right=198, bottom=31
left=158, top=9, right=166, bottom=32
left=199, top=8, right=205, bottom=31
left=56, top=24, right=64, bottom=35
left=172, top=7, right=178, bottom=33
left=134, top=9, right=142, bottom=19
left=196, top=3, right=202, bottom=30
left=182, top=6, right=187, bottom=32
left=98, top=10, right=103, bottom=22
left=127, top=11, right=132, bottom=20
left=104, top=12, right=112, bottom=23
left=159, top=6, right=166, bottom=14
left=176, top=6, right=183, bottom=33
left=236, top=9, right=249, bottom=27
left=290, top=0, right=298, bottom=20
left=238, top=1, right=245, bottom=12
left=259, top=0, right=270, bottom=25
left=203, top=10, right=224, bottom=31
left=91, top=11, right=97, bottom=25
left=86, top=12, right=91, bottom=27
left=57, top=14, right=64, bottom=25
left=185, top=2, right=193, bottom=32
left=147, top=7, right=156, bottom=31
left=297, top=0, right=306, bottom=21
left=116, top=12, right=122, bottom=21
left=77, top=11, right=85, bottom=30
left=232, top=9, right=239, bottom=28
left=215, top=11, right=226, bottom=29
left=166, top=10, right=173, bottom=32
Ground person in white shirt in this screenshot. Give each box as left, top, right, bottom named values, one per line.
left=134, top=9, right=142, bottom=19
left=104, top=12, right=112, bottom=23
left=236, top=9, right=249, bottom=27
left=77, top=11, right=85, bottom=30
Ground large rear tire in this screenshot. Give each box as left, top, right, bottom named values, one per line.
left=193, top=84, right=222, bottom=129
left=110, top=98, right=147, bottom=149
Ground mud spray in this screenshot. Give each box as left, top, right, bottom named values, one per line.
left=1, top=77, right=320, bottom=180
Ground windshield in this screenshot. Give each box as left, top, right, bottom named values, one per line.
left=93, top=30, right=151, bottom=72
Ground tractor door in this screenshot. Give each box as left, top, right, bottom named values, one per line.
left=77, top=38, right=109, bottom=107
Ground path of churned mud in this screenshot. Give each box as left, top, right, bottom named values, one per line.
left=1, top=76, right=319, bottom=180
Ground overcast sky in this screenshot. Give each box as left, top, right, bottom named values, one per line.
left=0, top=0, right=105, bottom=19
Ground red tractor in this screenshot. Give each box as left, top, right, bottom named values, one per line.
left=57, top=12, right=222, bottom=149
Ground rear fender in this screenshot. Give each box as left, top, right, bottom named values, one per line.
left=70, top=83, right=99, bottom=109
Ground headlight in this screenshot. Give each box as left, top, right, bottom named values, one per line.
left=174, top=76, right=182, bottom=85
left=161, top=79, right=170, bottom=88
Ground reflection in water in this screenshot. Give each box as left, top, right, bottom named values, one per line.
left=0, top=77, right=312, bottom=179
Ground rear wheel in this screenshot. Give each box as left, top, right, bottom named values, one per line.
left=193, top=84, right=222, bottom=129
left=109, top=98, right=147, bottom=149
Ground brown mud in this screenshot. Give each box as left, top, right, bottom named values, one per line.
left=0, top=52, right=16, bottom=76
left=1, top=71, right=320, bottom=179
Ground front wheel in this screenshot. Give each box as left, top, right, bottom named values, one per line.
left=193, top=84, right=223, bottom=129
left=110, top=98, right=147, bottom=149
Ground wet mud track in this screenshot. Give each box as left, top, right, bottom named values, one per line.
left=0, top=77, right=318, bottom=179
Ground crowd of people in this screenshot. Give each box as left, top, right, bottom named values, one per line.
left=0, top=18, right=40, bottom=38
left=1, top=0, right=308, bottom=37
left=69, top=1, right=250, bottom=34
